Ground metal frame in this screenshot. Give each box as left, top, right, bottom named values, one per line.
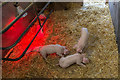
left=2, top=2, right=53, bottom=61
left=0, top=3, right=34, bottom=34
left=0, top=2, right=50, bottom=50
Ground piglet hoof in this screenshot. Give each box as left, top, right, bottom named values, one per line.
left=73, top=44, right=77, bottom=49
left=83, top=65, right=86, bottom=67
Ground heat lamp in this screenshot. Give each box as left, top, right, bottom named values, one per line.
left=14, top=2, right=27, bottom=18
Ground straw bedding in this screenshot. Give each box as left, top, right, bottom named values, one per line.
left=2, top=3, right=118, bottom=78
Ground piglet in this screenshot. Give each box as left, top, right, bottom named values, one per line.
left=26, top=44, right=69, bottom=59
left=73, top=28, right=89, bottom=53
left=58, top=53, right=89, bottom=68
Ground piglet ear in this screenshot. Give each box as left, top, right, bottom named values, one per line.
left=82, top=54, right=86, bottom=56
left=73, top=44, right=77, bottom=49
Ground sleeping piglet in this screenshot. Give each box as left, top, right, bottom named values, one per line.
left=58, top=53, right=89, bottom=68
left=26, top=44, right=69, bottom=59
left=73, top=28, right=89, bottom=53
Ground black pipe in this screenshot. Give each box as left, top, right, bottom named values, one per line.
left=37, top=14, right=42, bottom=28
left=2, top=9, right=53, bottom=61
left=35, top=8, right=42, bottom=28
left=0, top=3, right=33, bottom=34
left=0, top=2, right=50, bottom=50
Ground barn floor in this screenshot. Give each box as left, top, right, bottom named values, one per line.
left=2, top=3, right=118, bottom=78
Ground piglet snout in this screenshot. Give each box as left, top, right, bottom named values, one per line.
left=82, top=57, right=89, bottom=64
left=64, top=49, right=70, bottom=55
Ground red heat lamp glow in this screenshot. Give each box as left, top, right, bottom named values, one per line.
left=4, top=16, right=16, bottom=30
left=3, top=14, right=55, bottom=61
left=2, top=16, right=27, bottom=48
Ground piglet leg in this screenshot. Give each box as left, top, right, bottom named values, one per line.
left=56, top=52, right=63, bottom=57
left=76, top=58, right=86, bottom=67
left=77, top=62, right=86, bottom=67
left=40, top=52, right=47, bottom=60
left=73, top=44, right=77, bottom=49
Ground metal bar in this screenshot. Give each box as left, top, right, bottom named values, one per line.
left=3, top=49, right=13, bottom=62
left=33, top=4, right=43, bottom=37
left=0, top=2, right=50, bottom=50
left=0, top=2, right=34, bottom=34
left=2, top=9, right=53, bottom=61
left=37, top=15, right=42, bottom=28
left=34, top=6, right=42, bottom=28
